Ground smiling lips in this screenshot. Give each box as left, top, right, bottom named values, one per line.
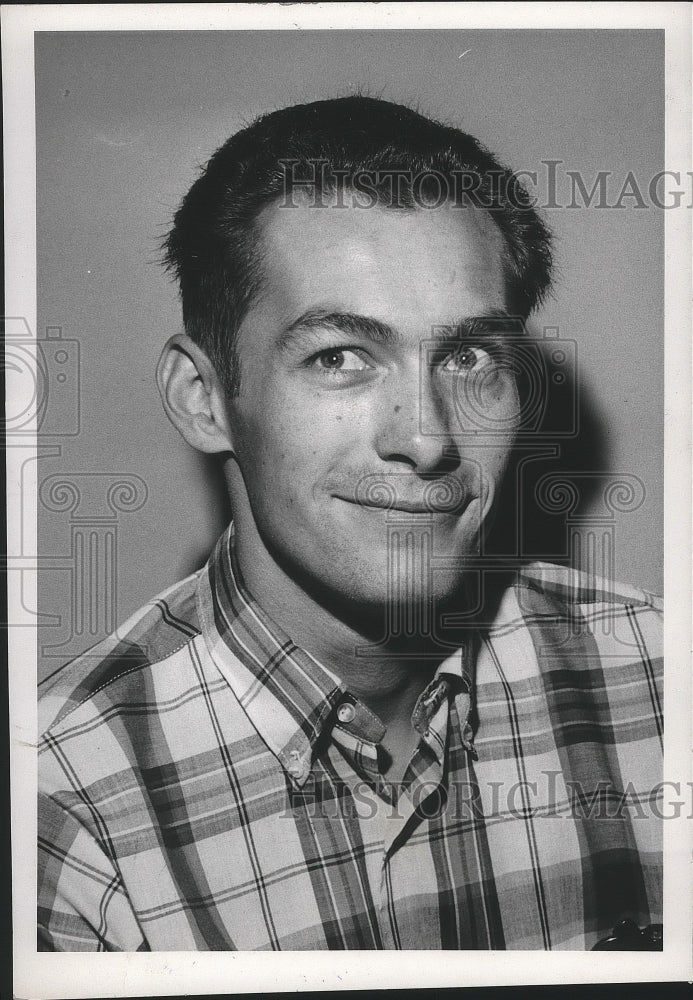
left=340, top=497, right=461, bottom=514
left=335, top=478, right=473, bottom=515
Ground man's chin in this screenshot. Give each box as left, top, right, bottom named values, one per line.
left=317, top=554, right=477, bottom=620
left=312, top=572, right=476, bottom=652
left=257, top=503, right=486, bottom=630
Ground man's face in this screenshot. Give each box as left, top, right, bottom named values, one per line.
left=226, top=198, right=520, bottom=614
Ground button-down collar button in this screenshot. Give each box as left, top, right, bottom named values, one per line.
left=286, top=749, right=308, bottom=781
left=337, top=702, right=356, bottom=724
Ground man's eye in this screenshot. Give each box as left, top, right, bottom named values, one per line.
left=312, top=349, right=371, bottom=373
left=441, top=345, right=493, bottom=373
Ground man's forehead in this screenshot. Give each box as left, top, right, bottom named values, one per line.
left=257, top=194, right=506, bottom=258
left=249, top=198, right=510, bottom=329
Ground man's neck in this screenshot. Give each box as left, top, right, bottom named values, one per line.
left=230, top=519, right=453, bottom=729
left=238, top=542, right=448, bottom=782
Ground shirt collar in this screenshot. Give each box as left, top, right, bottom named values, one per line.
left=197, top=523, right=476, bottom=786
left=197, top=524, right=346, bottom=786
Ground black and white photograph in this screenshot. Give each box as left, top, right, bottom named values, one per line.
left=4, top=2, right=691, bottom=995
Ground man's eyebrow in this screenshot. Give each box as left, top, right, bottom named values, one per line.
left=278, top=309, right=403, bottom=349
left=277, top=307, right=525, bottom=350
left=445, top=309, right=526, bottom=340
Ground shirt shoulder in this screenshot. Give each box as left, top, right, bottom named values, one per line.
left=38, top=571, right=203, bottom=735
left=513, top=560, right=662, bottom=612
left=484, top=561, right=663, bottom=688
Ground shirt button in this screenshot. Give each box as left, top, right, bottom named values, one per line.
left=288, top=760, right=307, bottom=779
left=337, top=703, right=356, bottom=724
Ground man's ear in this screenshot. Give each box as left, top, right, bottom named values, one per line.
left=156, top=334, right=235, bottom=454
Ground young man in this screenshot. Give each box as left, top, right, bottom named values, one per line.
left=38, top=97, right=662, bottom=951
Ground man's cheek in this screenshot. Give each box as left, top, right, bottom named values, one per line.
left=249, top=436, right=320, bottom=511
left=476, top=386, right=520, bottom=434
left=484, top=443, right=515, bottom=499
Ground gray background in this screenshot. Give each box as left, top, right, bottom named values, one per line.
left=36, top=30, right=664, bottom=680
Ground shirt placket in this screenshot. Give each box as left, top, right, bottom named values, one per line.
left=327, top=679, right=466, bottom=948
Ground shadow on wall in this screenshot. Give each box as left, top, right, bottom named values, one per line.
left=487, top=324, right=610, bottom=567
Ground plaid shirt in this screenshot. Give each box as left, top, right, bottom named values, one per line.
left=38, top=524, right=663, bottom=951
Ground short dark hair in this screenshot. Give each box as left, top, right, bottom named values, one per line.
left=163, top=95, right=553, bottom=396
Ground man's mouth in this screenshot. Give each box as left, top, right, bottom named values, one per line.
left=334, top=474, right=474, bottom=515
left=338, top=497, right=445, bottom=514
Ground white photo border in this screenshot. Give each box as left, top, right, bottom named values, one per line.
left=4, top=2, right=691, bottom=995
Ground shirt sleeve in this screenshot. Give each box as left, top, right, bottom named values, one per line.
left=38, top=791, right=147, bottom=951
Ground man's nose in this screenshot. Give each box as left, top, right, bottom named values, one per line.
left=373, top=368, right=461, bottom=473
